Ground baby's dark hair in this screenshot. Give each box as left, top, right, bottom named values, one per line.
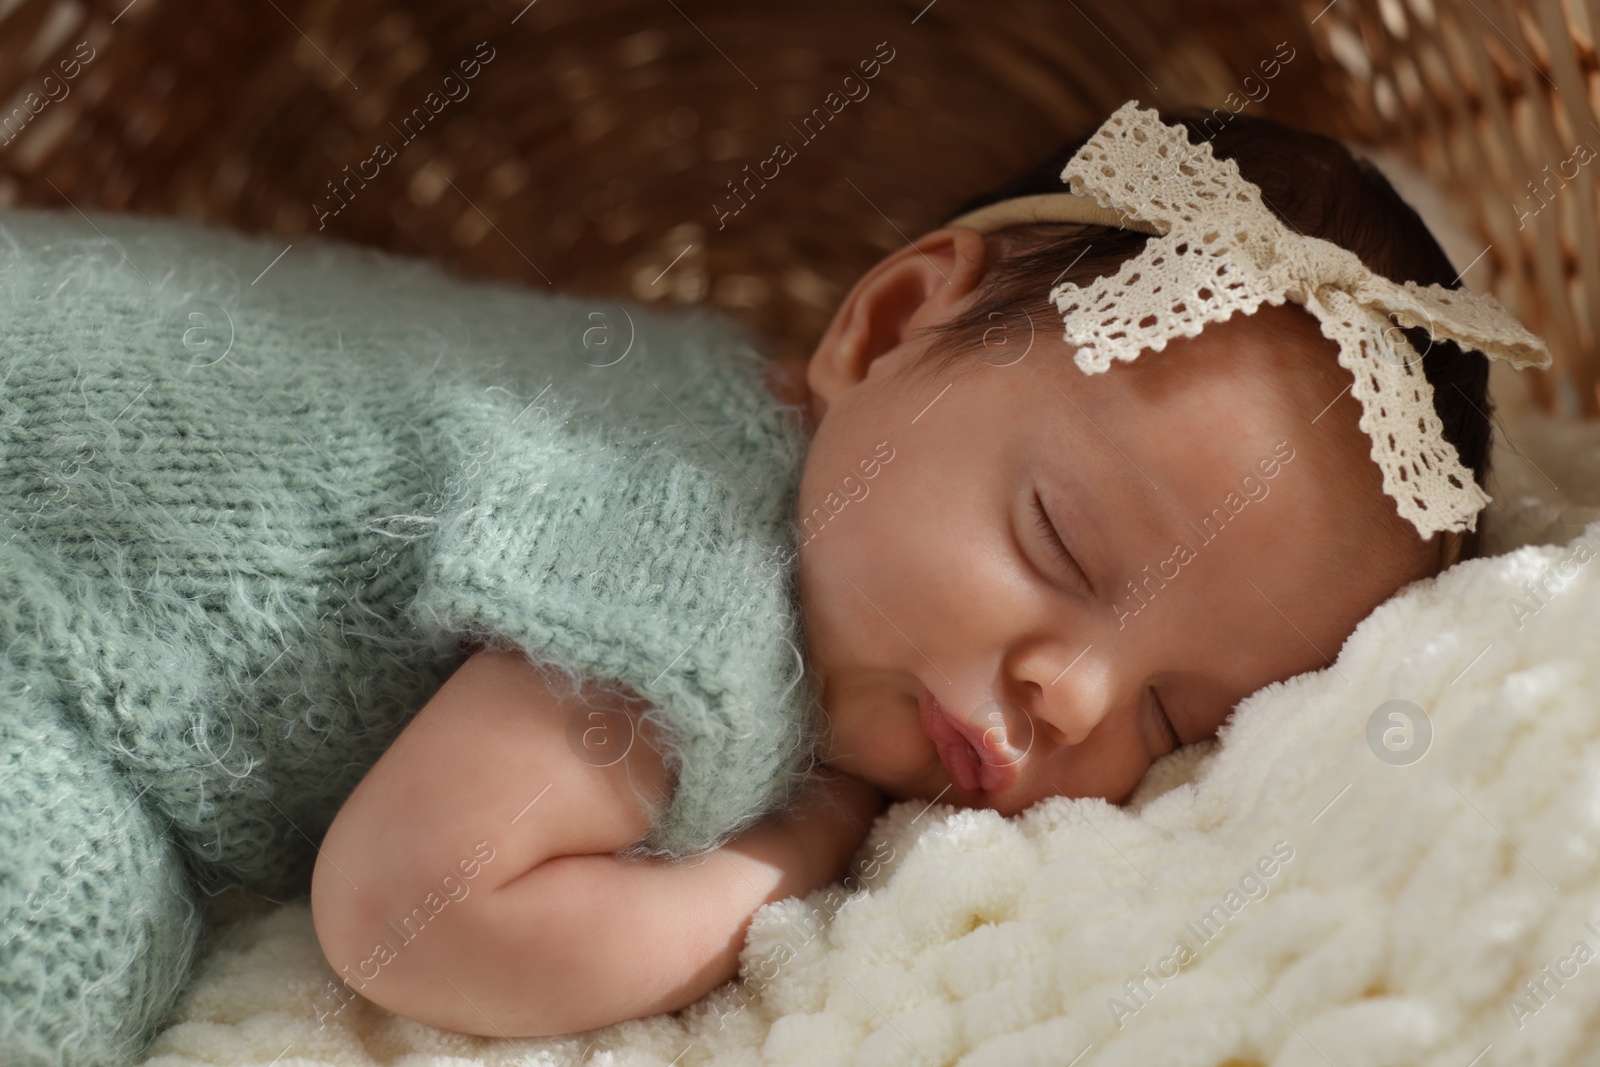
left=914, top=107, right=1494, bottom=558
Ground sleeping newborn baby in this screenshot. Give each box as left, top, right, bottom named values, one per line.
left=309, top=104, right=1544, bottom=1034
left=0, top=101, right=1546, bottom=1064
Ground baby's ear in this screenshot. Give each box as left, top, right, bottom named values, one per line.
left=805, top=227, right=988, bottom=413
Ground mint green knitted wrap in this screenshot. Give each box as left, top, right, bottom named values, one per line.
left=0, top=207, right=821, bottom=1066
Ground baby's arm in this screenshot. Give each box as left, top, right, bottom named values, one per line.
left=310, top=648, right=884, bottom=1037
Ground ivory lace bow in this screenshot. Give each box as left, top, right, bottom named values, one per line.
left=948, top=101, right=1552, bottom=537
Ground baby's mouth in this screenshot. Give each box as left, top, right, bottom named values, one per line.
left=917, top=686, right=1022, bottom=797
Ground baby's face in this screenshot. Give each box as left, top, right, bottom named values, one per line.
left=788, top=228, right=1437, bottom=816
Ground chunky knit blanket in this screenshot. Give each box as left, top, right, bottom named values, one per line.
left=0, top=207, right=820, bottom=1067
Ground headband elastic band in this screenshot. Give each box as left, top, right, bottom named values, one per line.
left=947, top=193, right=1164, bottom=235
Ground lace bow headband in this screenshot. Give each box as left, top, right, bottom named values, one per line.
left=947, top=100, right=1553, bottom=539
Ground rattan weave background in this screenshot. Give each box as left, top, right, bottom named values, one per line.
left=0, top=0, right=1593, bottom=412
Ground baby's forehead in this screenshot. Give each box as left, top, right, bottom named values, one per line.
left=1036, top=314, right=1395, bottom=527
left=917, top=300, right=1379, bottom=513
left=1045, top=305, right=1343, bottom=436
left=1136, top=303, right=1341, bottom=393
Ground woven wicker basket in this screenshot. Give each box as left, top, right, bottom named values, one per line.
left=0, top=0, right=1593, bottom=414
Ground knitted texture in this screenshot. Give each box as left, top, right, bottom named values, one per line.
left=1048, top=101, right=1551, bottom=536
left=0, top=543, right=205, bottom=1067
left=0, top=206, right=819, bottom=1065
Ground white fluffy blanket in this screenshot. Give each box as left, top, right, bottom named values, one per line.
left=138, top=347, right=1600, bottom=1067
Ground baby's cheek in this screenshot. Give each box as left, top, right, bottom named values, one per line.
left=819, top=689, right=921, bottom=786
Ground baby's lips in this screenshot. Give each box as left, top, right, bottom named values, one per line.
left=971, top=699, right=1034, bottom=768
left=921, top=687, right=1030, bottom=798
